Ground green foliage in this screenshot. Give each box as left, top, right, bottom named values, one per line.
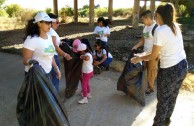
left=60, top=6, right=73, bottom=17
left=95, top=8, right=108, bottom=17
left=178, top=4, right=188, bottom=17
left=177, top=17, right=194, bottom=24
left=45, top=8, right=52, bottom=14
left=78, top=5, right=89, bottom=17
left=0, top=9, right=7, bottom=16
left=0, top=0, right=6, bottom=7
left=5, top=4, right=22, bottom=17
left=19, top=8, right=37, bottom=23
left=113, top=8, right=133, bottom=17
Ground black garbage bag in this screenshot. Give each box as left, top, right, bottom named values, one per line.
left=16, top=64, right=70, bottom=126
left=117, top=50, right=145, bottom=106
left=60, top=42, right=83, bottom=99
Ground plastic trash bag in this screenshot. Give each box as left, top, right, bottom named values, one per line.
left=16, top=64, right=70, bottom=126
left=117, top=50, right=145, bottom=106
left=60, top=41, right=83, bottom=99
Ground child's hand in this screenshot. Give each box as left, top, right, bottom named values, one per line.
left=93, top=61, right=100, bottom=66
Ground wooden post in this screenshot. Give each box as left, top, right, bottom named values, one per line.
left=132, top=0, right=140, bottom=29
left=53, top=0, right=58, bottom=16
left=143, top=0, right=147, bottom=11
left=150, top=0, right=155, bottom=13
left=74, top=0, right=78, bottom=23
left=108, top=0, right=113, bottom=21
left=89, top=0, right=94, bottom=27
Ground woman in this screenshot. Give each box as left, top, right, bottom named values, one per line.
left=131, top=3, right=188, bottom=126
left=22, top=12, right=61, bottom=83
left=93, top=40, right=113, bottom=71
left=48, top=13, right=72, bottom=92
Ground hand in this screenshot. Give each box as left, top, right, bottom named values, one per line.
left=132, top=45, right=138, bottom=50
left=130, top=56, right=142, bottom=64
left=56, top=70, right=61, bottom=79
left=27, top=59, right=39, bottom=67
left=93, top=61, right=100, bottom=66
left=80, top=55, right=84, bottom=59
left=64, top=53, right=72, bottom=60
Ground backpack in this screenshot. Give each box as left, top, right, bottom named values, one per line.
left=152, top=24, right=158, bottom=36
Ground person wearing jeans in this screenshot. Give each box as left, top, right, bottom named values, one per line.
left=131, top=3, right=188, bottom=126
left=48, top=13, right=72, bottom=92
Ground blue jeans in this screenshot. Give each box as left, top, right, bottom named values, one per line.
left=97, top=57, right=113, bottom=67
left=51, top=55, right=60, bottom=92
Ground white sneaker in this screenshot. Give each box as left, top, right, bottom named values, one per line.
left=87, top=93, right=92, bottom=99
left=78, top=97, right=88, bottom=104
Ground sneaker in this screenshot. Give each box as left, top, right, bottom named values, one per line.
left=87, top=93, right=92, bottom=99
left=80, top=93, right=92, bottom=99
left=78, top=97, right=88, bottom=104
left=94, top=66, right=101, bottom=74
left=145, top=88, right=154, bottom=95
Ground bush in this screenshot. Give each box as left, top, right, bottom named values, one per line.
left=5, top=4, right=22, bottom=17
left=60, top=6, right=73, bottom=17
left=45, top=8, right=52, bottom=14
left=0, top=9, right=7, bottom=16
left=179, top=5, right=188, bottom=17
left=18, top=8, right=37, bottom=23
left=113, top=8, right=133, bottom=17
left=95, top=8, right=108, bottom=17
left=78, top=5, right=89, bottom=17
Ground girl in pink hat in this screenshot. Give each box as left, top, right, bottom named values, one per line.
left=77, top=43, right=93, bottom=104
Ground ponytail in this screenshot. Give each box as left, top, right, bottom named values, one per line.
left=156, top=3, right=177, bottom=35
left=23, top=19, right=40, bottom=40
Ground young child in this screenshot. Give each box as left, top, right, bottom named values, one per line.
left=77, top=43, right=93, bottom=104
left=93, top=17, right=110, bottom=46
left=132, top=10, right=158, bottom=95
left=93, top=40, right=113, bottom=71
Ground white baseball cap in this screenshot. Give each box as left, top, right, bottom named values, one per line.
left=33, top=12, right=56, bottom=23
left=77, top=43, right=87, bottom=51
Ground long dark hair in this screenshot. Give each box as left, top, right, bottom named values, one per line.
left=156, top=3, right=177, bottom=35
left=23, top=19, right=40, bottom=40
left=97, top=17, right=111, bottom=27
left=95, top=40, right=109, bottom=58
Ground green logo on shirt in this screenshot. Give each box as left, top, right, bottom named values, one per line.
left=44, top=45, right=55, bottom=53
left=143, top=32, right=150, bottom=38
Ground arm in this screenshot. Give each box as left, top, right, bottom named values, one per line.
left=52, top=57, right=61, bottom=79
left=80, top=55, right=90, bottom=61
left=131, top=45, right=161, bottom=64
left=132, top=37, right=145, bottom=50
left=93, top=54, right=107, bottom=66
left=22, top=48, right=33, bottom=65
left=51, top=36, right=72, bottom=60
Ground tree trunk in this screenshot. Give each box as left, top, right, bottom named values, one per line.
left=89, top=0, right=94, bottom=27
left=74, top=0, right=78, bottom=23
left=53, top=0, right=58, bottom=16
left=132, top=0, right=140, bottom=29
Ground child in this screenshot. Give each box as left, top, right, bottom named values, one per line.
left=132, top=10, right=158, bottom=95
left=93, top=17, right=110, bottom=46
left=77, top=43, right=93, bottom=104
left=93, top=40, right=113, bottom=71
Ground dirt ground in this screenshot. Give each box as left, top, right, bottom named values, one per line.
left=0, top=53, right=194, bottom=126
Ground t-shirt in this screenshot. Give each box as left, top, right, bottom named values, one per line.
left=143, top=22, right=157, bottom=52
left=94, top=26, right=110, bottom=42
left=82, top=53, right=93, bottom=73
left=154, top=23, right=186, bottom=68
left=48, top=28, right=61, bottom=55
left=93, top=49, right=113, bottom=58
left=23, top=35, right=55, bottom=73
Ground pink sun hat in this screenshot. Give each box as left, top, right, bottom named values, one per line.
left=72, top=39, right=81, bottom=52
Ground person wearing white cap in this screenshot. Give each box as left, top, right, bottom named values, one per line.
left=77, top=43, right=93, bottom=104
left=47, top=13, right=72, bottom=92
left=22, top=12, right=61, bottom=81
